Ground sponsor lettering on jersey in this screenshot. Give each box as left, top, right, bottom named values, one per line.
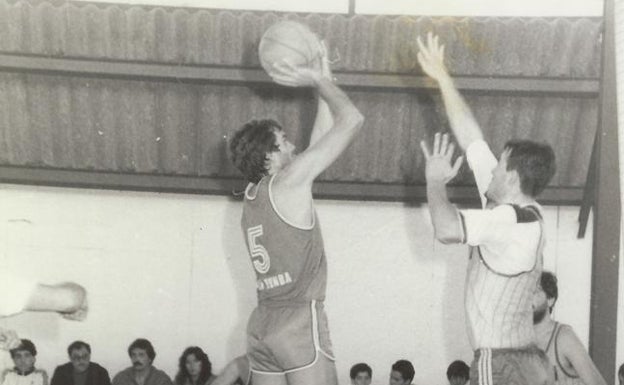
left=257, top=272, right=293, bottom=291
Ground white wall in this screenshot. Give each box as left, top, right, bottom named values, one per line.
left=71, top=0, right=604, bottom=16
left=0, top=184, right=592, bottom=385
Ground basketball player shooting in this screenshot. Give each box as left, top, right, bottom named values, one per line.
left=417, top=32, right=556, bottom=385
left=229, top=36, right=364, bottom=385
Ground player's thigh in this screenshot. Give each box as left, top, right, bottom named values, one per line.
left=252, top=372, right=288, bottom=385
left=285, top=354, right=337, bottom=385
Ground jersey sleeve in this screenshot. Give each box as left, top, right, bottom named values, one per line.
left=466, top=139, right=498, bottom=208
left=460, top=205, right=542, bottom=275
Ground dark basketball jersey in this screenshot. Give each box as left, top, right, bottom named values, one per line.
left=241, top=175, right=327, bottom=305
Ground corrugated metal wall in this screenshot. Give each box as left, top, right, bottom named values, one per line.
left=0, top=0, right=603, bottom=201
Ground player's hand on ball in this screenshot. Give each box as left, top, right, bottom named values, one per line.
left=271, top=59, right=322, bottom=87
left=417, top=32, right=449, bottom=82
left=0, top=328, right=20, bottom=350
left=420, top=133, right=463, bottom=184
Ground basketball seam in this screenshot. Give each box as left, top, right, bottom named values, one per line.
left=260, top=36, right=311, bottom=67
left=293, top=23, right=316, bottom=67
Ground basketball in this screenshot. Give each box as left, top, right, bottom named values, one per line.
left=258, top=21, right=321, bottom=78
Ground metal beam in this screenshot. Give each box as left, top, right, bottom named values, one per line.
left=589, top=0, right=620, bottom=382
left=0, top=165, right=583, bottom=205
left=0, top=52, right=599, bottom=95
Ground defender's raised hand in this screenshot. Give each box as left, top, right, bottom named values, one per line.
left=420, top=133, right=463, bottom=184
left=417, top=32, right=450, bottom=83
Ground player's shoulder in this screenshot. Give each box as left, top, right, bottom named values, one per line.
left=490, top=204, right=541, bottom=223
left=556, top=323, right=585, bottom=351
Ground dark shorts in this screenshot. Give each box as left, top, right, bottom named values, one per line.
left=470, top=345, right=554, bottom=385
left=247, top=300, right=335, bottom=374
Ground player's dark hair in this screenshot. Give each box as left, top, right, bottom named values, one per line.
left=67, top=340, right=91, bottom=356
left=504, top=140, right=556, bottom=197
left=128, top=338, right=156, bottom=361
left=618, top=362, right=624, bottom=378
left=446, top=360, right=470, bottom=381
left=350, top=363, right=372, bottom=379
left=392, top=360, right=415, bottom=382
left=174, top=346, right=212, bottom=385
left=541, top=271, right=558, bottom=313
left=229, top=119, right=282, bottom=184
left=10, top=339, right=37, bottom=358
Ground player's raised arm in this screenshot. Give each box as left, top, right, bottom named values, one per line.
left=420, top=133, right=464, bottom=243
left=558, top=326, right=607, bottom=385
left=417, top=32, right=483, bottom=150
left=24, top=282, right=88, bottom=321
left=269, top=59, right=364, bottom=188
left=308, top=42, right=334, bottom=148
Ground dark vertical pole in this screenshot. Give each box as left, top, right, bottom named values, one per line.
left=589, top=0, right=620, bottom=383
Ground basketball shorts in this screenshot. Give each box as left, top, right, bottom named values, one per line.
left=470, top=345, right=554, bottom=385
left=247, top=299, right=335, bottom=374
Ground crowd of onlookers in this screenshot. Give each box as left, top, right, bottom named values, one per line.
left=3, top=336, right=624, bottom=385
left=0, top=338, right=246, bottom=385
left=348, top=360, right=470, bottom=385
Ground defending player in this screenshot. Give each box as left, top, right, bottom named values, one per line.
left=229, top=43, right=364, bottom=385
left=418, top=32, right=556, bottom=385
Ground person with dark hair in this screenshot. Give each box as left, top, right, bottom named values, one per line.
left=389, top=360, right=414, bottom=385
left=618, top=363, right=624, bottom=385
left=446, top=360, right=469, bottom=385
left=174, top=347, right=215, bottom=385
left=349, top=363, right=371, bottom=385
left=534, top=272, right=606, bottom=385
left=1, top=339, right=48, bottom=385
left=112, top=339, right=172, bottom=385
left=229, top=40, right=363, bottom=385
left=50, top=340, right=111, bottom=385
left=417, top=32, right=556, bottom=385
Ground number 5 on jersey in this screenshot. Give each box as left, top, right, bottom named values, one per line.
left=247, top=225, right=271, bottom=274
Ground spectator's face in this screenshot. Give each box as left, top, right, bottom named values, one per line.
left=449, top=376, right=469, bottom=385
left=70, top=347, right=91, bottom=373
left=532, top=284, right=549, bottom=324
left=130, top=348, right=152, bottom=371
left=185, top=353, right=202, bottom=378
left=12, top=350, right=35, bottom=373
left=352, top=371, right=371, bottom=385
left=389, top=370, right=409, bottom=385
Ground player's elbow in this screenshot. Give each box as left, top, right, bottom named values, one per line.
left=56, top=282, right=87, bottom=312
left=337, top=107, right=364, bottom=130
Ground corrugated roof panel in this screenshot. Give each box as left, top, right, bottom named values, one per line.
left=0, top=1, right=601, bottom=198
left=0, top=1, right=602, bottom=77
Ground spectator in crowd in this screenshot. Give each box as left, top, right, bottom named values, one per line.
left=51, top=340, right=110, bottom=385
left=350, top=363, right=372, bottom=385
left=446, top=360, right=469, bottom=385
left=389, top=360, right=414, bottom=385
left=112, top=339, right=172, bottom=385
left=174, top=347, right=215, bottom=385
left=1, top=339, right=48, bottom=385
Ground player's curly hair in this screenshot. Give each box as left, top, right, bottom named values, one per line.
left=504, top=140, right=556, bottom=197
left=540, top=271, right=558, bottom=313
left=174, top=346, right=212, bottom=385
left=229, top=119, right=281, bottom=184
